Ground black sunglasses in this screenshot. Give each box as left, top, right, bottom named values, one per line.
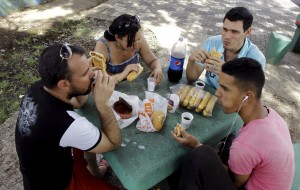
left=118, top=15, right=140, bottom=29
left=60, top=43, right=72, bottom=60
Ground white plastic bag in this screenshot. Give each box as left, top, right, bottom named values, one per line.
left=136, top=91, right=168, bottom=132
left=109, top=91, right=140, bottom=129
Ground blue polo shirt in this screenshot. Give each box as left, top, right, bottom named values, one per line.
left=199, top=35, right=266, bottom=89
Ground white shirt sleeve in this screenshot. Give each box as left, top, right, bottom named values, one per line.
left=59, top=111, right=101, bottom=150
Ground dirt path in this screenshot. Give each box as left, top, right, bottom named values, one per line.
left=263, top=52, right=300, bottom=143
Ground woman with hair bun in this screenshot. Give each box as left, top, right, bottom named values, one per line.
left=94, top=14, right=163, bottom=84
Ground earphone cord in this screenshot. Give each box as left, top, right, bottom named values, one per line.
left=219, top=99, right=245, bottom=157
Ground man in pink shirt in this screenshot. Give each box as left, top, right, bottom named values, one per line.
left=171, top=57, right=294, bottom=189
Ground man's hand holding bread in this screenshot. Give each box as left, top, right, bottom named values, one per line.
left=171, top=124, right=202, bottom=148
left=189, top=48, right=224, bottom=75
left=205, top=48, right=223, bottom=74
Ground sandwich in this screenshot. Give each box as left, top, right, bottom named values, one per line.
left=89, top=51, right=106, bottom=73
left=127, top=64, right=144, bottom=81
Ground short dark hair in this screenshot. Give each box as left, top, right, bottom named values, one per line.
left=104, top=14, right=141, bottom=47
left=223, top=7, right=253, bottom=31
left=38, top=44, right=86, bottom=88
left=222, top=57, right=265, bottom=98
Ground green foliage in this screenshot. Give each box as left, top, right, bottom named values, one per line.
left=0, top=18, right=103, bottom=124
left=0, top=80, right=9, bottom=89
left=14, top=35, right=32, bottom=46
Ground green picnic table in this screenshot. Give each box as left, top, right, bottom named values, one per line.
left=75, top=70, right=243, bottom=190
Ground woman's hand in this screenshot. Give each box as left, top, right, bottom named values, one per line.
left=111, top=64, right=140, bottom=84
left=124, top=64, right=140, bottom=76
left=150, top=66, right=163, bottom=85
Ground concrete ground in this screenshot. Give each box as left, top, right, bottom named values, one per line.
left=0, top=0, right=300, bottom=189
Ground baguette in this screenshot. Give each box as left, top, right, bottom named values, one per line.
left=193, top=89, right=205, bottom=108
left=179, top=85, right=191, bottom=104
left=195, top=108, right=201, bottom=113
left=89, top=51, right=106, bottom=73
left=182, top=87, right=196, bottom=107
left=127, top=64, right=144, bottom=81
left=203, top=95, right=218, bottom=117
left=197, top=92, right=211, bottom=111
left=187, top=89, right=199, bottom=109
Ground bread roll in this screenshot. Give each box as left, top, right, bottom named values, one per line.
left=197, top=92, right=211, bottom=111
left=182, top=87, right=196, bottom=107
left=152, top=110, right=165, bottom=131
left=209, top=48, right=223, bottom=58
left=174, top=123, right=185, bottom=137
left=89, top=51, right=106, bottom=73
left=193, top=89, right=205, bottom=108
left=179, top=85, right=191, bottom=104
left=195, top=108, right=201, bottom=113
left=203, top=95, right=218, bottom=117
left=127, top=64, right=144, bottom=81
left=187, top=90, right=199, bottom=109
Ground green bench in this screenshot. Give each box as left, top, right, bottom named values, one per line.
left=292, top=143, right=300, bottom=190
left=266, top=32, right=291, bottom=65
left=266, top=14, right=300, bottom=65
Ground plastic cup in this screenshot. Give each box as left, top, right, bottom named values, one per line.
left=147, top=77, right=156, bottom=91
left=195, top=80, right=205, bottom=90
left=181, top=112, right=194, bottom=129
left=168, top=94, right=180, bottom=113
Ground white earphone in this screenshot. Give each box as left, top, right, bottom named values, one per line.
left=243, top=96, right=249, bottom=102
left=220, top=95, right=249, bottom=156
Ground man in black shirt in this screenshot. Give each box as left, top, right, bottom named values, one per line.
left=15, top=44, right=121, bottom=190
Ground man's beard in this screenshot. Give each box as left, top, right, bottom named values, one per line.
left=68, top=81, right=93, bottom=99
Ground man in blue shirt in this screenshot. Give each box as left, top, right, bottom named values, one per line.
left=186, top=7, right=266, bottom=89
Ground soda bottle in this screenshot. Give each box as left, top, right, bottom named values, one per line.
left=168, top=37, right=186, bottom=83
